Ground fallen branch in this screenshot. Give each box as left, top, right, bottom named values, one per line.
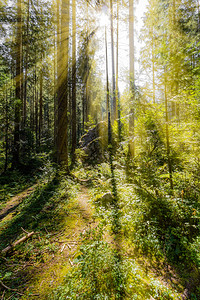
left=21, top=227, right=29, bottom=234
left=69, top=258, right=73, bottom=266
left=0, top=280, right=24, bottom=296
left=1, top=290, right=5, bottom=300
left=56, top=240, right=80, bottom=244
left=1, top=231, right=34, bottom=255
left=60, top=244, right=66, bottom=253
left=66, top=243, right=72, bottom=249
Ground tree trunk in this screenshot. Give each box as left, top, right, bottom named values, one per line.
left=110, top=0, right=116, bottom=121
left=13, top=0, right=22, bottom=166
left=164, top=73, right=173, bottom=191
left=71, top=0, right=76, bottom=164
left=116, top=0, right=121, bottom=142
left=152, top=35, right=155, bottom=104
left=34, top=68, right=38, bottom=150
left=57, top=0, right=69, bottom=168
left=4, top=80, right=9, bottom=172
left=105, top=28, right=112, bottom=146
left=23, top=0, right=29, bottom=128
left=128, top=0, right=135, bottom=157
left=39, top=67, right=43, bottom=148
left=54, top=18, right=57, bottom=150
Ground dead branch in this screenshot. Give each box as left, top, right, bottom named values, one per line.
left=21, top=227, right=29, bottom=234
left=56, top=240, right=80, bottom=244
left=66, top=243, right=72, bottom=249
left=0, top=280, right=24, bottom=296
left=44, top=226, right=49, bottom=235
left=1, top=232, right=34, bottom=255
left=60, top=244, right=66, bottom=253
left=1, top=290, right=5, bottom=300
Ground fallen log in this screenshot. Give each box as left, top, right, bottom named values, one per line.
left=1, top=231, right=34, bottom=255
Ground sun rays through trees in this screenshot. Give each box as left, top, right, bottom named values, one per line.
left=1, top=0, right=200, bottom=298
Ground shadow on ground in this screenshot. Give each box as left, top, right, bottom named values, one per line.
left=0, top=174, right=61, bottom=250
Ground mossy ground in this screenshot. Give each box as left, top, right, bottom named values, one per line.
left=0, top=169, right=96, bottom=299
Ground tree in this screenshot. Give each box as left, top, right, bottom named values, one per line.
left=13, top=0, right=23, bottom=166
left=110, top=0, right=116, bottom=121
left=128, top=0, right=135, bottom=157
left=57, top=0, right=69, bottom=167
left=71, top=0, right=77, bottom=164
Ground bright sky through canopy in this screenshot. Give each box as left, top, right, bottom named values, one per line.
left=96, top=0, right=148, bottom=93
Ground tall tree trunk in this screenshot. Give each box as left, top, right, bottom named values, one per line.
left=82, top=86, right=85, bottom=133
left=164, top=73, right=173, bottom=191
left=23, top=0, right=29, bottom=128
left=57, top=0, right=69, bottom=168
left=30, top=82, right=34, bottom=132
left=4, top=80, right=9, bottom=172
left=85, top=2, right=89, bottom=127
left=35, top=68, right=38, bottom=150
left=105, top=28, right=111, bottom=146
left=128, top=0, right=135, bottom=157
left=13, top=0, right=22, bottom=166
left=71, top=0, right=76, bottom=164
left=116, top=0, right=121, bottom=141
left=152, top=36, right=155, bottom=104
left=54, top=17, right=57, bottom=149
left=110, top=0, right=116, bottom=121
left=39, top=67, right=43, bottom=148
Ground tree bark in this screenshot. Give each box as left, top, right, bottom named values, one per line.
left=4, top=80, right=9, bottom=172
left=128, top=0, right=135, bottom=157
left=34, top=68, right=38, bottom=150
left=116, top=0, right=121, bottom=141
left=39, top=67, right=43, bottom=148
left=13, top=0, right=22, bottom=166
left=23, top=0, right=30, bottom=128
left=57, top=0, right=69, bottom=168
left=71, top=0, right=76, bottom=164
left=110, top=0, right=116, bottom=121
left=164, top=73, right=173, bottom=191
left=105, top=28, right=112, bottom=146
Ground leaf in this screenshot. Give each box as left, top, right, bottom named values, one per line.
left=159, top=173, right=169, bottom=179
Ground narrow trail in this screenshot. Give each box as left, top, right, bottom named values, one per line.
left=0, top=184, right=37, bottom=222
left=23, top=183, right=97, bottom=299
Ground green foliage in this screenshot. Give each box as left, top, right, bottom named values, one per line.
left=85, top=115, right=96, bottom=131
left=52, top=225, right=122, bottom=299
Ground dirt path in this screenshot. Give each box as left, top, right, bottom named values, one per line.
left=21, top=184, right=96, bottom=299
left=0, top=184, right=37, bottom=221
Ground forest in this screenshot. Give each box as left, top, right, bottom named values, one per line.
left=1, top=0, right=200, bottom=298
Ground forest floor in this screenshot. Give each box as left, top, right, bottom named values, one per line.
left=0, top=176, right=99, bottom=299
left=0, top=185, right=37, bottom=221
left=0, top=165, right=197, bottom=299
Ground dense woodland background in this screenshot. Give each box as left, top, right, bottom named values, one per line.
left=1, top=0, right=200, bottom=299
